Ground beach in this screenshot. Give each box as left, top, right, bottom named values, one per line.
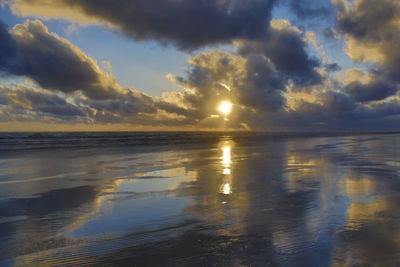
left=0, top=132, right=399, bottom=266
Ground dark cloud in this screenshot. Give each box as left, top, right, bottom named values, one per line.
left=0, top=19, right=202, bottom=126
left=0, top=20, right=123, bottom=100
left=251, top=91, right=400, bottom=132
left=172, top=47, right=288, bottom=124
left=248, top=91, right=361, bottom=131
left=321, top=90, right=356, bottom=112
left=0, top=85, right=200, bottom=126
left=238, top=22, right=322, bottom=86
left=336, top=0, right=399, bottom=39
left=0, top=92, right=9, bottom=105
left=169, top=21, right=334, bottom=129
left=0, top=1, right=399, bottom=131
left=334, top=0, right=400, bottom=101
left=344, top=80, right=398, bottom=103
left=325, top=63, right=341, bottom=72
left=0, top=21, right=17, bottom=71
left=19, top=90, right=85, bottom=117
left=171, top=51, right=242, bottom=120
left=11, top=0, right=277, bottom=50
left=78, top=91, right=157, bottom=116
left=0, top=87, right=85, bottom=117
left=323, top=27, right=337, bottom=39
left=371, top=100, right=400, bottom=117
left=237, top=55, right=285, bottom=111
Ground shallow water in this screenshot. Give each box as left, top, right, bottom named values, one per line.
left=0, top=133, right=399, bottom=266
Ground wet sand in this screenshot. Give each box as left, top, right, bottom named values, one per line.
left=0, top=133, right=399, bottom=266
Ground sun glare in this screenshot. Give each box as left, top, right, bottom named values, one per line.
left=218, top=101, right=233, bottom=116
left=220, top=141, right=233, bottom=195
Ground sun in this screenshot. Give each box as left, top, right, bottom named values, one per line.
left=218, top=101, right=233, bottom=116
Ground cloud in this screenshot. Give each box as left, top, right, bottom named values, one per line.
left=10, top=0, right=277, bottom=50
left=64, top=23, right=80, bottom=35
left=102, top=60, right=112, bottom=72
left=165, top=21, right=334, bottom=129
left=325, top=63, right=341, bottom=72
left=172, top=49, right=286, bottom=125
left=0, top=0, right=10, bottom=7
left=270, top=89, right=400, bottom=131
left=335, top=0, right=399, bottom=40
left=0, top=85, right=200, bottom=126
left=0, top=20, right=202, bottom=126
left=1, top=4, right=400, bottom=131
left=334, top=0, right=400, bottom=102
left=0, top=86, right=88, bottom=123
left=0, top=20, right=124, bottom=100
left=162, top=19, right=394, bottom=131
left=170, top=40, right=400, bottom=131
left=0, top=21, right=18, bottom=70
left=344, top=79, right=399, bottom=103
left=238, top=20, right=322, bottom=87
left=182, top=20, right=322, bottom=110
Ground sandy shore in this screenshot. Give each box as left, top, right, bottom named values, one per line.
left=0, top=133, right=399, bottom=266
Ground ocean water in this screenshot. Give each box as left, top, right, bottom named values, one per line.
left=0, top=132, right=399, bottom=266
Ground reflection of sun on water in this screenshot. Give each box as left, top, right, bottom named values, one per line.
left=223, top=168, right=231, bottom=175
left=222, top=145, right=232, bottom=167
left=219, top=140, right=233, bottom=195
left=222, top=183, right=232, bottom=195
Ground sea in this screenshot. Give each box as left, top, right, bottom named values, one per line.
left=0, top=132, right=399, bottom=266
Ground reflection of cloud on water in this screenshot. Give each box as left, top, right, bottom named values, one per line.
left=0, top=185, right=100, bottom=263
left=2, top=134, right=400, bottom=266
left=320, top=137, right=400, bottom=266
left=1, top=149, right=202, bottom=265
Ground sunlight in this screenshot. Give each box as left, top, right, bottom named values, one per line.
left=219, top=141, right=233, bottom=195
left=222, top=183, right=232, bottom=195
left=218, top=101, right=233, bottom=116
left=223, top=168, right=231, bottom=175
left=222, top=145, right=232, bottom=168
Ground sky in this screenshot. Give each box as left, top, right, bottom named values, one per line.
left=0, top=0, right=399, bottom=131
